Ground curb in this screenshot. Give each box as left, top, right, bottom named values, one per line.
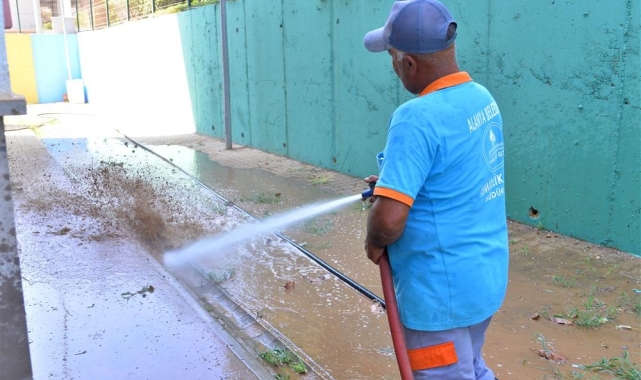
left=169, top=261, right=332, bottom=380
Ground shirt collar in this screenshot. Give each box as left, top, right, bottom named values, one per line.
left=419, top=71, right=473, bottom=97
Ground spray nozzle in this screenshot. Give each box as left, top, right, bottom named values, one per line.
left=361, top=181, right=376, bottom=201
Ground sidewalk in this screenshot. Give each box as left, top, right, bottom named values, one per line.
left=6, top=124, right=275, bottom=379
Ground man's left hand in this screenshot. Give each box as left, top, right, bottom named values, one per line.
left=364, top=239, right=386, bottom=265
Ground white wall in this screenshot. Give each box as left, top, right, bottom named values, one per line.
left=77, top=15, right=195, bottom=136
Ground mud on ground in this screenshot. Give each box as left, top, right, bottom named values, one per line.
left=136, top=134, right=641, bottom=380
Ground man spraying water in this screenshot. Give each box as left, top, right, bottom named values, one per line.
left=362, top=1, right=508, bottom=379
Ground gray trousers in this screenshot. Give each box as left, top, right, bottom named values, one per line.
left=403, top=316, right=496, bottom=380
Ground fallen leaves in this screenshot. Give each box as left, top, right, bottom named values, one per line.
left=550, top=316, right=575, bottom=325
left=529, top=312, right=574, bottom=325
left=284, top=280, right=295, bottom=291
left=538, top=349, right=568, bottom=363
left=121, top=285, right=155, bottom=300
left=534, top=333, right=568, bottom=365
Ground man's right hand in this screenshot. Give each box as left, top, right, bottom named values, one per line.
left=364, top=175, right=379, bottom=203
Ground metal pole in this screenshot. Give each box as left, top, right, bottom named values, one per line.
left=126, top=0, right=129, bottom=20
left=59, top=0, right=72, bottom=81
left=220, top=0, right=232, bottom=149
left=74, top=0, right=79, bottom=31
left=0, top=7, right=32, bottom=377
left=105, top=0, right=108, bottom=26
left=14, top=0, right=21, bottom=33
left=31, top=0, right=42, bottom=33
left=89, top=0, right=93, bottom=29
left=0, top=116, right=33, bottom=380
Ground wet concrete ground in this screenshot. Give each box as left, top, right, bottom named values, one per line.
left=6, top=114, right=273, bottom=379
left=5, top=103, right=640, bottom=379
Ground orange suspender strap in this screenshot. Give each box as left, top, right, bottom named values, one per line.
left=407, top=341, right=459, bottom=371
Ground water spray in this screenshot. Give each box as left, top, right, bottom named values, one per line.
left=161, top=189, right=385, bottom=305
left=120, top=133, right=410, bottom=377
left=119, top=131, right=385, bottom=306
left=164, top=194, right=362, bottom=266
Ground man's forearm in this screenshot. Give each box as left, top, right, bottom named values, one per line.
left=366, top=197, right=408, bottom=248
left=366, top=226, right=402, bottom=248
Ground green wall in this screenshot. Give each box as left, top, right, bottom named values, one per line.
left=445, top=0, right=640, bottom=253
left=178, top=7, right=221, bottom=137
left=67, top=0, right=639, bottom=254
left=180, top=0, right=410, bottom=176
left=178, top=0, right=639, bottom=254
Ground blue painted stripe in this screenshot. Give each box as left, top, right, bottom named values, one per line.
left=32, top=34, right=82, bottom=104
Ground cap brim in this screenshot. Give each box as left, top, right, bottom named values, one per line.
left=363, top=27, right=390, bottom=52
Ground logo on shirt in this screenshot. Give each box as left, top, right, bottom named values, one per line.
left=467, top=101, right=500, bottom=133
left=482, top=122, right=504, bottom=171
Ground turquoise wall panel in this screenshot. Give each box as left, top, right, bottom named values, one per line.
left=242, top=0, right=287, bottom=155
left=332, top=0, right=407, bottom=177
left=281, top=0, right=333, bottom=168
left=608, top=0, right=640, bottom=252
left=443, top=0, right=490, bottom=84
left=31, top=34, right=81, bottom=103
left=178, top=7, right=223, bottom=139
left=226, top=1, right=252, bottom=146
left=472, top=1, right=639, bottom=252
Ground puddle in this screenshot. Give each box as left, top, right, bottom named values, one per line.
left=15, top=123, right=641, bottom=379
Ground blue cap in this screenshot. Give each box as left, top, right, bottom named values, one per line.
left=363, top=0, right=457, bottom=54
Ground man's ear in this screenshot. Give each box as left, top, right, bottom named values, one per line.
left=405, top=55, right=418, bottom=72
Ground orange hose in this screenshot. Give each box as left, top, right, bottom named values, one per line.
left=379, top=253, right=414, bottom=380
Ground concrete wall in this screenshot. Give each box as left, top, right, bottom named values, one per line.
left=179, top=0, right=640, bottom=254
left=445, top=0, right=640, bottom=253
left=218, top=0, right=407, bottom=175
left=5, top=33, right=81, bottom=103
left=4, top=0, right=640, bottom=255
left=174, top=1, right=411, bottom=175
left=77, top=16, right=195, bottom=135
left=5, top=34, right=38, bottom=103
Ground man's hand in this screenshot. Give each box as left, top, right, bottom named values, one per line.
left=364, top=239, right=386, bottom=265
left=364, top=175, right=379, bottom=203
left=364, top=175, right=379, bottom=184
